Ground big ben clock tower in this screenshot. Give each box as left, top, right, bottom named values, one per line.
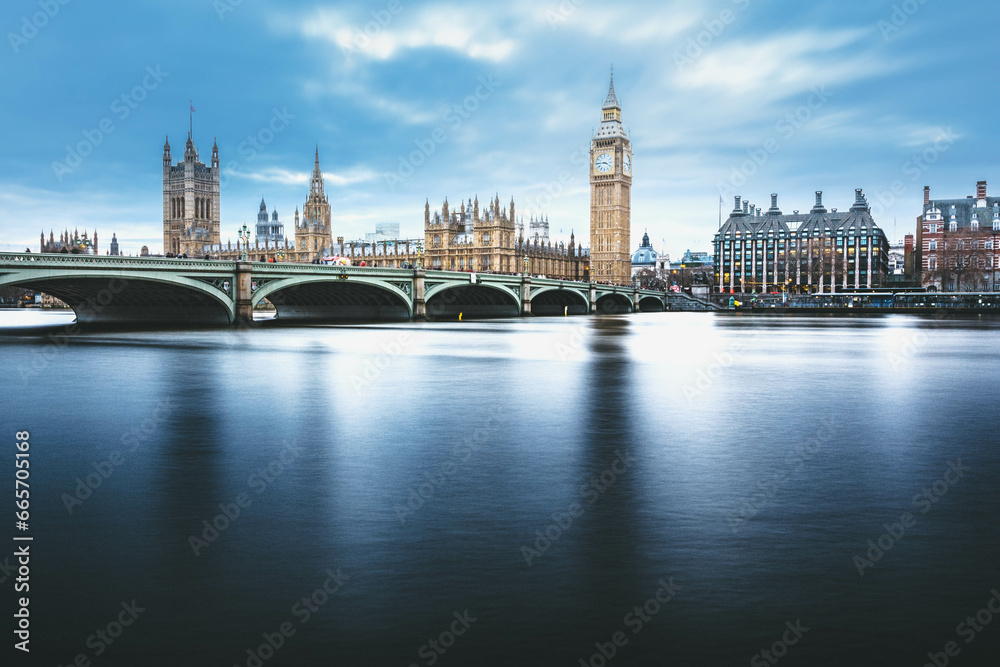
left=590, top=72, right=632, bottom=285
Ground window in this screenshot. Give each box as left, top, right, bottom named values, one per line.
left=483, top=233, right=490, bottom=244
left=949, top=222, right=957, bottom=232
left=929, top=240, right=937, bottom=250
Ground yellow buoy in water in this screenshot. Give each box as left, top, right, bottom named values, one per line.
left=459, top=313, right=463, bottom=321
left=564, top=306, right=568, bottom=316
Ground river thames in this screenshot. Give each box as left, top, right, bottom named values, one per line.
left=2, top=311, right=999, bottom=666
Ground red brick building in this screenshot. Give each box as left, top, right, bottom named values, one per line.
left=917, top=181, right=1000, bottom=291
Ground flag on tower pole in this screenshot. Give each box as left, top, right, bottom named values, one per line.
left=189, top=101, right=196, bottom=138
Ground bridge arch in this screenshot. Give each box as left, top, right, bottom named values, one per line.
left=0, top=270, right=235, bottom=325
left=252, top=276, right=412, bottom=323
left=425, top=281, right=520, bottom=319
left=595, top=292, right=634, bottom=315
left=529, top=286, right=589, bottom=316
left=638, top=295, right=665, bottom=312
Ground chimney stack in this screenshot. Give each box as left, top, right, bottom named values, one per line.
left=977, top=180, right=987, bottom=200
left=924, top=186, right=930, bottom=206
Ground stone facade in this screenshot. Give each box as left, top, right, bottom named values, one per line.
left=40, top=228, right=98, bottom=254
left=590, top=74, right=633, bottom=285
left=422, top=195, right=587, bottom=279
left=294, top=148, right=334, bottom=260
left=255, top=199, right=285, bottom=247
left=162, top=133, right=220, bottom=256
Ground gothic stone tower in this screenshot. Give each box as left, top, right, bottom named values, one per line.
left=162, top=133, right=220, bottom=256
left=294, top=147, right=332, bottom=260
left=590, top=73, right=632, bottom=284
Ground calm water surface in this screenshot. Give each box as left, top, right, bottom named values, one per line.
left=1, top=310, right=999, bottom=666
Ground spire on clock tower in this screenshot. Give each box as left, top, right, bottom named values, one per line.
left=604, top=70, right=619, bottom=110
left=596, top=71, right=626, bottom=138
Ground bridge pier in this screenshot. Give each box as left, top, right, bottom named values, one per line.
left=235, top=261, right=254, bottom=326
left=521, top=277, right=532, bottom=316
left=632, top=289, right=641, bottom=310
left=589, top=283, right=597, bottom=314
left=413, top=269, right=427, bottom=321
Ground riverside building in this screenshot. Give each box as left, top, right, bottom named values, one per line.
left=713, top=190, right=890, bottom=294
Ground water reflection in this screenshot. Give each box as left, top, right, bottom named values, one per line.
left=1, top=312, right=999, bottom=666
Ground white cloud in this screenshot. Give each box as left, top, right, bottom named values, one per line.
left=298, top=5, right=517, bottom=63
left=673, top=29, right=895, bottom=96
left=237, top=166, right=379, bottom=187
left=0, top=183, right=160, bottom=253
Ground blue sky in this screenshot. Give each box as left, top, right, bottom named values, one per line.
left=0, top=0, right=996, bottom=258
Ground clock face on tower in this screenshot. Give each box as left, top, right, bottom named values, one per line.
left=623, top=154, right=631, bottom=175
left=595, top=153, right=613, bottom=173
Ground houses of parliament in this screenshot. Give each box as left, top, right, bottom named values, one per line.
left=158, top=75, right=633, bottom=283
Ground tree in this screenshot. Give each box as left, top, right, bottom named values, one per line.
left=635, top=268, right=665, bottom=290
left=931, top=231, right=990, bottom=291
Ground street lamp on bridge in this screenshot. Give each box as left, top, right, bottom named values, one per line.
left=238, top=225, right=250, bottom=262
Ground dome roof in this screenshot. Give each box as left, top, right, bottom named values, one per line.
left=631, top=231, right=658, bottom=266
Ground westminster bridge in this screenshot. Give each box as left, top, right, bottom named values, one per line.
left=0, top=253, right=710, bottom=326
